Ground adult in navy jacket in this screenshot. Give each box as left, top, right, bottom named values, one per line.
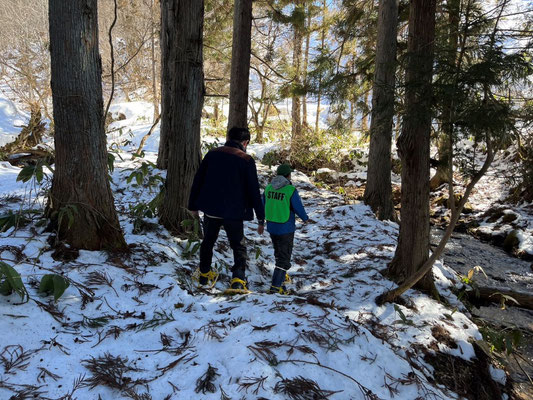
left=188, top=127, right=265, bottom=292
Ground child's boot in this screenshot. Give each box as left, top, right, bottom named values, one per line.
left=268, top=267, right=288, bottom=294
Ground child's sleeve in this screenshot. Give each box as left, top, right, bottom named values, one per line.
left=291, top=190, right=309, bottom=221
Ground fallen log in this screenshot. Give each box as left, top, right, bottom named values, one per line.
left=6, top=149, right=54, bottom=166
left=468, top=286, right=533, bottom=311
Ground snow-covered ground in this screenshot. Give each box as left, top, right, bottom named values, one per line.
left=0, top=99, right=517, bottom=399
left=0, top=97, right=28, bottom=147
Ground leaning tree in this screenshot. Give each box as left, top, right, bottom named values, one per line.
left=47, top=0, right=127, bottom=251
left=158, top=0, right=204, bottom=233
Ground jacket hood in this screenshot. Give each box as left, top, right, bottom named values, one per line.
left=270, top=175, right=291, bottom=190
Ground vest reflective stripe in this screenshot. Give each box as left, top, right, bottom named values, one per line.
left=265, top=184, right=296, bottom=223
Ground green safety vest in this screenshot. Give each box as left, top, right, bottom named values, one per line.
left=265, top=184, right=296, bottom=223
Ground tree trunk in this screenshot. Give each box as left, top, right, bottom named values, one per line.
left=227, top=0, right=253, bottom=132
left=315, top=0, right=327, bottom=134
left=158, top=0, right=204, bottom=234
left=430, top=0, right=460, bottom=191
left=290, top=2, right=303, bottom=155
left=302, top=9, right=311, bottom=128
left=361, top=91, right=369, bottom=132
left=48, top=0, right=127, bottom=251
left=364, top=0, right=399, bottom=221
left=150, top=0, right=160, bottom=123
left=377, top=139, right=494, bottom=304
left=388, top=0, right=437, bottom=294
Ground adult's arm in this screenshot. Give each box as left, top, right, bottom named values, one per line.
left=188, top=153, right=209, bottom=211
left=246, top=159, right=265, bottom=223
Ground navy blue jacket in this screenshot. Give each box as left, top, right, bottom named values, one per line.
left=188, top=141, right=265, bottom=222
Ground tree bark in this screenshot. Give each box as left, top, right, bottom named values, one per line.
left=227, top=0, right=253, bottom=132
left=150, top=0, right=160, bottom=123
left=48, top=0, right=127, bottom=251
left=430, top=0, right=461, bottom=191
left=315, top=0, right=327, bottom=134
left=363, top=0, right=399, bottom=221
left=290, top=2, right=303, bottom=155
left=361, top=91, right=369, bottom=132
left=302, top=9, right=311, bottom=128
left=387, top=0, right=437, bottom=294
left=158, top=0, right=204, bottom=234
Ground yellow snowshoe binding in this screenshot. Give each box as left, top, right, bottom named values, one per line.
left=192, top=268, right=219, bottom=288
left=223, top=278, right=250, bottom=295
left=268, top=285, right=289, bottom=295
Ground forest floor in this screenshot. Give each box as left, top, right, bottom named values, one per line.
left=0, top=98, right=531, bottom=399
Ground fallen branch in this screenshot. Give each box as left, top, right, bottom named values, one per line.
left=472, top=286, right=533, bottom=311
left=133, top=114, right=161, bottom=157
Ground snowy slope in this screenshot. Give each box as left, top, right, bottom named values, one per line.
left=0, top=100, right=507, bottom=399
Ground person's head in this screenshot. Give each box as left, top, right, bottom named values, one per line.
left=276, top=163, right=293, bottom=178
left=227, top=127, right=251, bottom=149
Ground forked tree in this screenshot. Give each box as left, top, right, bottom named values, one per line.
left=48, top=0, right=127, bottom=251
left=158, top=0, right=204, bottom=233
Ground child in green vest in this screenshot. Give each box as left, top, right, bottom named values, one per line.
left=263, top=163, right=309, bottom=294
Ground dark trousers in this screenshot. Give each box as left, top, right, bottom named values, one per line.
left=270, top=232, right=294, bottom=271
left=199, top=216, right=248, bottom=280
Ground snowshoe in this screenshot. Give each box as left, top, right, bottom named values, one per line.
left=268, top=285, right=290, bottom=295
left=223, top=278, right=251, bottom=295
left=192, top=268, right=219, bottom=288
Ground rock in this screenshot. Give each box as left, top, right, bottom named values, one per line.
left=502, top=212, right=518, bottom=224
left=315, top=168, right=338, bottom=183
left=484, top=207, right=505, bottom=223
left=503, top=230, right=519, bottom=253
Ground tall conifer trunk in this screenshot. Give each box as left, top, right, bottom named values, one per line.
left=227, top=0, right=253, bottom=131
left=158, top=0, right=204, bottom=233
left=364, top=0, right=399, bottom=221
left=48, top=0, right=127, bottom=251
left=388, top=0, right=437, bottom=294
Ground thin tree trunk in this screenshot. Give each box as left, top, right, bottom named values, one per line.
left=214, top=100, right=219, bottom=128
left=302, top=9, right=311, bottom=128
left=363, top=0, right=399, bottom=221
left=290, top=2, right=303, bottom=155
left=361, top=91, right=369, bottom=132
left=227, top=0, right=253, bottom=132
left=150, top=0, right=159, bottom=123
left=48, top=0, right=127, bottom=251
left=315, top=0, right=327, bottom=134
left=387, top=0, right=437, bottom=294
left=134, top=114, right=161, bottom=157
left=430, top=0, right=460, bottom=191
left=158, top=0, right=204, bottom=233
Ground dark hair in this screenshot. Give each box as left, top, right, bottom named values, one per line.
left=227, top=127, right=251, bottom=142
